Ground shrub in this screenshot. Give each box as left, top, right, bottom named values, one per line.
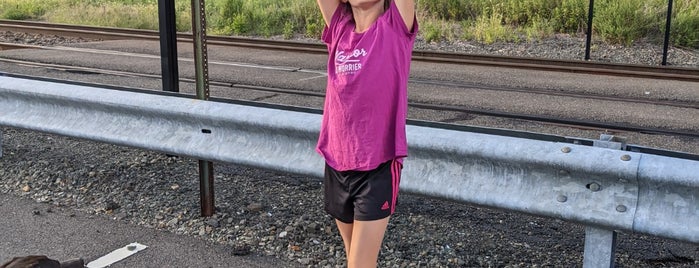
left=0, top=0, right=50, bottom=20
left=467, top=13, right=518, bottom=44
left=526, top=16, right=555, bottom=41
left=595, top=0, right=663, bottom=45
left=283, top=21, right=295, bottom=39
left=417, top=0, right=472, bottom=20
left=552, top=0, right=588, bottom=33
left=229, top=13, right=251, bottom=35
left=3, top=0, right=697, bottom=48
left=304, top=16, right=323, bottom=39
left=499, top=0, right=557, bottom=27
left=671, top=0, right=699, bottom=48
left=421, top=19, right=445, bottom=43
left=44, top=3, right=160, bottom=30
left=175, top=1, right=192, bottom=32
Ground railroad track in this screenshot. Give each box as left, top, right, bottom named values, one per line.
left=2, top=19, right=699, bottom=82
left=2, top=57, right=698, bottom=140
left=2, top=44, right=698, bottom=110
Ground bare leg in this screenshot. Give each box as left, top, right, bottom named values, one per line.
left=335, top=219, right=354, bottom=257
left=347, top=217, right=390, bottom=268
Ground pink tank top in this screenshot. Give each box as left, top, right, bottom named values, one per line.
left=316, top=1, right=418, bottom=171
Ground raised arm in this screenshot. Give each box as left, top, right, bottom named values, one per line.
left=394, top=0, right=416, bottom=31
left=316, top=0, right=342, bottom=27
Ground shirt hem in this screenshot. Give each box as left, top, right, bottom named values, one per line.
left=317, top=150, right=408, bottom=172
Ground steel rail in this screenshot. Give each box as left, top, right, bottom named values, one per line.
left=2, top=19, right=699, bottom=82
left=409, top=102, right=699, bottom=139
left=411, top=78, right=699, bottom=110
left=1, top=57, right=697, bottom=140
left=0, top=42, right=33, bottom=51
left=412, top=51, right=699, bottom=82
left=0, top=20, right=327, bottom=53
left=2, top=45, right=697, bottom=111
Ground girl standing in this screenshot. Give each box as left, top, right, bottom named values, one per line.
left=315, top=0, right=418, bottom=267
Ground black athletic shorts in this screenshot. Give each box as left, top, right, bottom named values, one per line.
left=323, top=160, right=403, bottom=223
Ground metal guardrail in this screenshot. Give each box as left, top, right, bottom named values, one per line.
left=1, top=76, right=697, bottom=267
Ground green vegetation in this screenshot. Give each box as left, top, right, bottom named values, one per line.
left=671, top=0, right=699, bottom=48
left=595, top=0, right=661, bottom=46
left=0, top=0, right=56, bottom=20
left=1, top=0, right=697, bottom=48
left=210, top=0, right=320, bottom=37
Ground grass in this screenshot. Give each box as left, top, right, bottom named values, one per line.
left=0, top=0, right=57, bottom=20
left=594, top=0, right=662, bottom=46
left=0, top=0, right=697, bottom=48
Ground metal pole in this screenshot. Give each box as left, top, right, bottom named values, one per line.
left=191, top=0, right=214, bottom=217
left=585, top=0, right=595, bottom=61
left=158, top=0, right=180, bottom=92
left=662, top=0, right=674, bottom=66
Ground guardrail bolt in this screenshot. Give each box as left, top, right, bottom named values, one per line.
left=616, top=205, right=627, bottom=213
left=586, top=182, right=601, bottom=192
left=561, top=147, right=572, bottom=153
left=620, top=155, right=631, bottom=161
left=557, top=195, right=568, bottom=203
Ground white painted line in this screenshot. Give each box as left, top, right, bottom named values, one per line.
left=86, top=242, right=148, bottom=268
left=298, top=74, right=327, bottom=81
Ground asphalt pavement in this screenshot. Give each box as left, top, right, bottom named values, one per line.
left=0, top=193, right=298, bottom=268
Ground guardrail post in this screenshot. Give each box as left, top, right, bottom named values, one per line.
left=583, top=134, right=627, bottom=268
left=583, top=226, right=617, bottom=267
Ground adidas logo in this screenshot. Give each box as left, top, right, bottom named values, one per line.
left=381, top=201, right=390, bottom=210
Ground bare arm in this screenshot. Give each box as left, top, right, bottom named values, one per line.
left=316, top=0, right=342, bottom=27
left=393, top=0, right=416, bottom=31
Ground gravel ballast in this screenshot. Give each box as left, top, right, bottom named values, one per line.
left=1, top=30, right=699, bottom=267
left=2, top=127, right=698, bottom=267
left=2, top=30, right=698, bottom=67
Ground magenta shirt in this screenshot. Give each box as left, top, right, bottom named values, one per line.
left=316, top=1, right=418, bottom=171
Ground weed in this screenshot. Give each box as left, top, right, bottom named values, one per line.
left=552, top=0, right=587, bottom=33
left=468, top=13, right=517, bottom=44
left=0, top=0, right=696, bottom=48
left=595, top=0, right=660, bottom=45
left=671, top=0, right=699, bottom=48
left=283, top=21, right=295, bottom=39
left=304, top=16, right=323, bottom=39
left=0, top=0, right=52, bottom=20
left=526, top=16, right=555, bottom=41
